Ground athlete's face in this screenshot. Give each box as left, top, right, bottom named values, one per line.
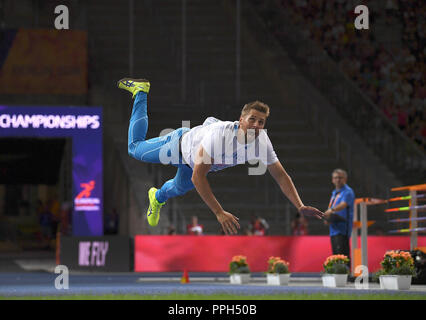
left=238, top=110, right=267, bottom=142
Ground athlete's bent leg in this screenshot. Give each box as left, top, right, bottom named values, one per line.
left=119, top=78, right=194, bottom=226
left=127, top=91, right=173, bottom=163
left=156, top=164, right=194, bottom=203
left=145, top=140, right=193, bottom=227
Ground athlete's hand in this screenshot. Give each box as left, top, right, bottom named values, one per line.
left=299, top=206, right=325, bottom=220
left=216, top=210, right=240, bottom=235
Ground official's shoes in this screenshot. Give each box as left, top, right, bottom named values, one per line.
left=117, top=78, right=150, bottom=98
left=146, top=187, right=165, bottom=227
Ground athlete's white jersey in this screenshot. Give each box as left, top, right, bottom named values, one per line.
left=180, top=117, right=279, bottom=172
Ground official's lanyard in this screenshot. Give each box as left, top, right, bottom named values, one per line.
left=328, top=192, right=341, bottom=209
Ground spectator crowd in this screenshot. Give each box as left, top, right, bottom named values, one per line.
left=253, top=0, right=425, bottom=150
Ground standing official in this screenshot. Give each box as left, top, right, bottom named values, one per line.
left=324, top=169, right=355, bottom=262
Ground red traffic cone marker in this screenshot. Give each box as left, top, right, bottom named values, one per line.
left=181, top=269, right=190, bottom=284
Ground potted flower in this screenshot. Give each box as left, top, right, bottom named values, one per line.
left=229, top=255, right=251, bottom=284
left=266, top=256, right=291, bottom=285
left=322, top=254, right=350, bottom=287
left=376, top=250, right=416, bottom=290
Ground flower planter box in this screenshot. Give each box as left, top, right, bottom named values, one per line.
left=379, top=275, right=412, bottom=290
left=266, top=273, right=291, bottom=286
left=322, top=274, right=348, bottom=288
left=230, top=273, right=250, bottom=284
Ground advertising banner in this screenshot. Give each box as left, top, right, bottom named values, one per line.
left=0, top=29, right=87, bottom=94
left=134, top=235, right=426, bottom=272
left=0, top=105, right=103, bottom=236
left=60, top=236, right=133, bottom=272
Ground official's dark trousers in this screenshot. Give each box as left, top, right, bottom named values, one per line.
left=331, top=234, right=350, bottom=262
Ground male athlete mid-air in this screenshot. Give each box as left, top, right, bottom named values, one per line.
left=118, top=78, right=324, bottom=234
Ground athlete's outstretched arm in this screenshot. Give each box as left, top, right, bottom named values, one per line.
left=267, top=161, right=324, bottom=219
left=192, top=146, right=240, bottom=235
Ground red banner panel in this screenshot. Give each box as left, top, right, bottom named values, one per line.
left=134, top=235, right=426, bottom=273
left=0, top=29, right=87, bottom=94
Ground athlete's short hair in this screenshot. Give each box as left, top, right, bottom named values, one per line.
left=241, top=101, right=270, bottom=118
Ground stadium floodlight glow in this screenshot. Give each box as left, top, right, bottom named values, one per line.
left=0, top=105, right=103, bottom=236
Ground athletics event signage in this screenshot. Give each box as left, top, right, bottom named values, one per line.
left=60, top=236, right=133, bottom=271
left=0, top=105, right=103, bottom=236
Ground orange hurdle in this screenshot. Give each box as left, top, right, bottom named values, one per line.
left=389, top=183, right=426, bottom=250
left=351, top=198, right=385, bottom=277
